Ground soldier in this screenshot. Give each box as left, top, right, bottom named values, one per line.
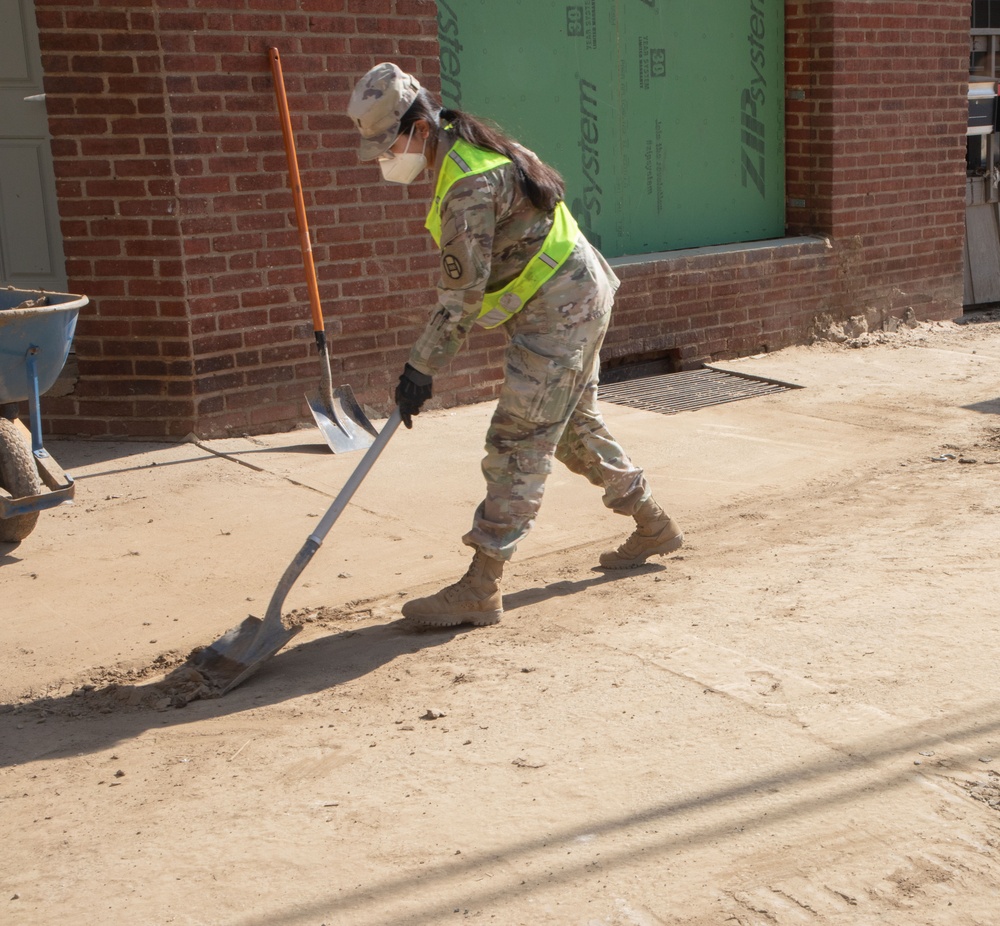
left=348, top=62, right=683, bottom=628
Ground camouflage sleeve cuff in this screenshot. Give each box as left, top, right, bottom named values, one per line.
left=407, top=288, right=481, bottom=375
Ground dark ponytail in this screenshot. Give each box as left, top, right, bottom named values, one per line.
left=399, top=90, right=565, bottom=212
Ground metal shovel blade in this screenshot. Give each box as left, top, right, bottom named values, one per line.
left=307, top=383, right=378, bottom=454
left=189, top=614, right=302, bottom=696
left=188, top=540, right=312, bottom=695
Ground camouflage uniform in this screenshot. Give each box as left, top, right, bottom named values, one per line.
left=409, top=153, right=650, bottom=561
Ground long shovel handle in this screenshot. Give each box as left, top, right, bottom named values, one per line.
left=261, top=409, right=403, bottom=626
left=268, top=46, right=326, bottom=340
left=307, top=408, right=403, bottom=546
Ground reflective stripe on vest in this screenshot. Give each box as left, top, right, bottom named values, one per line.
left=425, top=139, right=580, bottom=330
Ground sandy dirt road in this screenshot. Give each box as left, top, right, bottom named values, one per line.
left=2, top=316, right=1000, bottom=925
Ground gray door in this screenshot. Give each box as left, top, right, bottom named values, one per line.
left=0, top=0, right=67, bottom=291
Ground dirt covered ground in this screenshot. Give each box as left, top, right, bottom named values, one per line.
left=2, top=313, right=1000, bottom=925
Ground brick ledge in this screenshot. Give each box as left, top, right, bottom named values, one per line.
left=608, top=236, right=829, bottom=269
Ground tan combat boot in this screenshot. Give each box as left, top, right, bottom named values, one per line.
left=402, top=550, right=504, bottom=628
left=599, top=498, right=684, bottom=568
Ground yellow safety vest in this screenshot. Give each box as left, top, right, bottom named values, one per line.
left=425, top=138, right=580, bottom=329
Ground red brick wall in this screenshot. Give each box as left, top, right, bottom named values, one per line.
left=34, top=1, right=969, bottom=438
left=605, top=239, right=836, bottom=370
left=783, top=0, right=967, bottom=319
left=36, top=3, right=190, bottom=437
left=36, top=0, right=446, bottom=438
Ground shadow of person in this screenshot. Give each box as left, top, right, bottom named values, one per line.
left=0, top=618, right=471, bottom=768
left=502, top=561, right=665, bottom=612
left=963, top=398, right=1000, bottom=415
left=1, top=565, right=671, bottom=767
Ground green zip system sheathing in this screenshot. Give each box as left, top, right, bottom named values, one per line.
left=437, top=0, right=785, bottom=258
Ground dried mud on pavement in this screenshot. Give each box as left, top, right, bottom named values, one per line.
left=2, top=317, right=1000, bottom=925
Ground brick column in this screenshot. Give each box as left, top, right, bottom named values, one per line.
left=784, top=0, right=968, bottom=318
left=36, top=3, right=192, bottom=437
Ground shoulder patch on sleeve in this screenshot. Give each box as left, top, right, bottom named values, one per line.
left=443, top=253, right=464, bottom=280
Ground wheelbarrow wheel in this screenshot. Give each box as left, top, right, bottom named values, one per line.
left=0, top=418, right=42, bottom=542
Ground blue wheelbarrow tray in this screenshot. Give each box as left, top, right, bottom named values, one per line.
left=0, top=287, right=88, bottom=520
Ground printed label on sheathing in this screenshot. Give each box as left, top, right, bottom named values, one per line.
left=638, top=36, right=667, bottom=90
left=741, top=0, right=769, bottom=198
left=438, top=0, right=463, bottom=108
left=567, top=6, right=583, bottom=36
left=565, top=0, right=598, bottom=49
left=616, top=45, right=629, bottom=245
left=572, top=76, right=603, bottom=249
left=642, top=119, right=666, bottom=217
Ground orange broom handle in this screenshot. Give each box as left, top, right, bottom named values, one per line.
left=268, top=47, right=326, bottom=340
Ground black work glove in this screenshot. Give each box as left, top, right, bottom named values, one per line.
left=395, top=363, right=433, bottom=429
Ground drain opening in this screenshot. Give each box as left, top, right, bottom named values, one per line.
left=599, top=348, right=682, bottom=385
left=598, top=365, right=802, bottom=415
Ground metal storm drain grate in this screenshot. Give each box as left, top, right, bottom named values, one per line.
left=598, top=366, right=802, bottom=415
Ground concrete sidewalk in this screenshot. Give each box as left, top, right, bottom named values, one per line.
left=5, top=318, right=1000, bottom=926
left=2, top=318, right=999, bottom=699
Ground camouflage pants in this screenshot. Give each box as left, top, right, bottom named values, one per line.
left=462, top=306, right=650, bottom=562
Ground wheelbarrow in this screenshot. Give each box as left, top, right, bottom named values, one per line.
left=0, top=286, right=87, bottom=542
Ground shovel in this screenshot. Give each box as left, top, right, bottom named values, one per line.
left=269, top=46, right=378, bottom=453
left=190, top=408, right=403, bottom=695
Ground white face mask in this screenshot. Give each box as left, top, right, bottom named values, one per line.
left=378, top=128, right=428, bottom=184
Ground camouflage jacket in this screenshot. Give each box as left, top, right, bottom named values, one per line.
left=408, top=152, right=620, bottom=376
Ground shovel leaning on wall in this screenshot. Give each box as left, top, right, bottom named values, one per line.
left=269, top=46, right=378, bottom=453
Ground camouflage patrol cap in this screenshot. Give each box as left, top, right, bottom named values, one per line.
left=348, top=62, right=422, bottom=160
